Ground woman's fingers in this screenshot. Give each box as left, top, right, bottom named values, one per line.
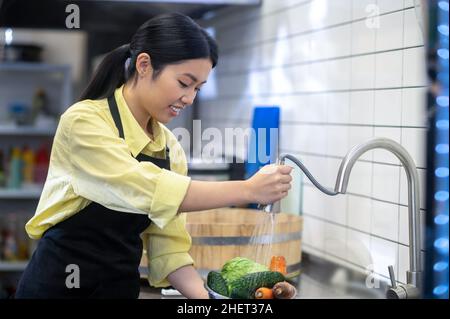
left=278, top=164, right=293, bottom=174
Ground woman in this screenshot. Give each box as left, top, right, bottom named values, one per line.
left=15, top=13, right=292, bottom=299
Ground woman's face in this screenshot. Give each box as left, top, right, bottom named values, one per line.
left=134, top=54, right=212, bottom=124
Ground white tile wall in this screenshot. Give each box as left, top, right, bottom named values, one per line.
left=200, top=0, right=427, bottom=283
left=375, top=51, right=403, bottom=88
left=348, top=195, right=372, bottom=233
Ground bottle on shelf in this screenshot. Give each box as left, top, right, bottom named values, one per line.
left=1, top=214, right=18, bottom=261
left=16, top=213, right=30, bottom=261
left=22, top=146, right=35, bottom=188
left=6, top=147, right=22, bottom=189
left=31, top=88, right=48, bottom=124
left=34, top=144, right=49, bottom=184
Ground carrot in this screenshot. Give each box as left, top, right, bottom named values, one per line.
left=269, top=256, right=287, bottom=275
left=255, top=287, right=274, bottom=299
left=272, top=281, right=297, bottom=299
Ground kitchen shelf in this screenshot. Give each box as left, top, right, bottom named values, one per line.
left=0, top=124, right=56, bottom=136
left=0, top=187, right=43, bottom=199
left=0, top=62, right=70, bottom=73
left=0, top=261, right=28, bottom=272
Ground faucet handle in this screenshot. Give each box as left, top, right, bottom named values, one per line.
left=388, top=265, right=397, bottom=288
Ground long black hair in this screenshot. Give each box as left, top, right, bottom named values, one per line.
left=80, top=12, right=218, bottom=100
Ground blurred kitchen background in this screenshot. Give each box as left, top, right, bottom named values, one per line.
left=0, top=0, right=448, bottom=299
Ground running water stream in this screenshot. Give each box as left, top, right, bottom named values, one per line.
left=244, top=211, right=276, bottom=268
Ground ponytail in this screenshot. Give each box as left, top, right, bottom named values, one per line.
left=79, top=44, right=130, bottom=101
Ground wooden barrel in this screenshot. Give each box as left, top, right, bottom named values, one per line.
left=185, top=208, right=303, bottom=279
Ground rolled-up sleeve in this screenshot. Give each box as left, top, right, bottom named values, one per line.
left=143, top=213, right=194, bottom=287
left=65, top=111, right=191, bottom=229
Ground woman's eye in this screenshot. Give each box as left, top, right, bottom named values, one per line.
left=178, top=81, right=188, bottom=88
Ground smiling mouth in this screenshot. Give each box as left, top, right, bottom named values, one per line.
left=169, top=105, right=184, bottom=115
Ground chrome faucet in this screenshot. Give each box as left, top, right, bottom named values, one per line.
left=259, top=137, right=422, bottom=299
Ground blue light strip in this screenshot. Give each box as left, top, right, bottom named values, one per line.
left=433, top=0, right=449, bottom=299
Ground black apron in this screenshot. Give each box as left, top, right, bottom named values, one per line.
left=15, top=94, right=170, bottom=299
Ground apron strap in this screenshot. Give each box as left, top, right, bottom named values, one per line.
left=108, top=94, right=125, bottom=139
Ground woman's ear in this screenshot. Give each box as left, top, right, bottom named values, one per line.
left=135, top=53, right=152, bottom=77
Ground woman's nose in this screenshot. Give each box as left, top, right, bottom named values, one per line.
left=181, top=90, right=197, bottom=106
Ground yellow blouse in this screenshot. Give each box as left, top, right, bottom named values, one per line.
left=25, top=85, right=193, bottom=287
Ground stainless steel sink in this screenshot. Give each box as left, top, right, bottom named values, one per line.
left=293, top=253, right=387, bottom=299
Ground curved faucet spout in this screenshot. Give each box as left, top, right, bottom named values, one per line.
left=262, top=137, right=422, bottom=298
left=335, top=137, right=421, bottom=291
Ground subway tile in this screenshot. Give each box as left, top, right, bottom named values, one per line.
left=403, top=8, right=425, bottom=47
left=371, top=201, right=399, bottom=242
left=324, top=190, right=347, bottom=225
left=351, top=55, right=376, bottom=89
left=261, top=0, right=307, bottom=15
left=261, top=41, right=279, bottom=69
left=303, top=215, right=326, bottom=251
left=372, top=163, right=400, bottom=203
left=401, top=127, right=427, bottom=168
left=307, top=62, right=329, bottom=92
left=259, top=13, right=291, bottom=43
left=308, top=93, right=328, bottom=122
left=403, top=47, right=427, bottom=87
left=404, top=0, right=414, bottom=7
left=303, top=184, right=327, bottom=219
left=374, top=89, right=402, bottom=126
left=302, top=154, right=329, bottom=186
left=347, top=229, right=372, bottom=268
left=326, top=0, right=352, bottom=25
left=327, top=92, right=350, bottom=124
left=399, top=168, right=427, bottom=210
left=280, top=123, right=303, bottom=152
left=401, top=88, right=428, bottom=127
left=328, top=58, right=351, bottom=91
left=327, top=126, right=350, bottom=157
left=347, top=161, right=373, bottom=197
left=288, top=3, right=311, bottom=34
left=376, top=11, right=404, bottom=51
left=324, top=223, right=347, bottom=260
left=398, top=244, right=409, bottom=284
left=245, top=71, right=270, bottom=97
left=280, top=95, right=305, bottom=122
left=352, top=0, right=378, bottom=20
left=377, top=0, right=404, bottom=14
left=289, top=33, right=311, bottom=64
left=270, top=68, right=296, bottom=94
left=351, top=20, right=376, bottom=55
left=375, top=50, right=403, bottom=88
left=308, top=125, right=328, bottom=154
left=292, top=64, right=311, bottom=92
left=370, top=236, right=399, bottom=279
left=348, top=195, right=372, bottom=233
left=349, top=91, right=374, bottom=125
left=310, top=24, right=351, bottom=60
left=349, top=126, right=374, bottom=161
left=373, top=127, right=402, bottom=165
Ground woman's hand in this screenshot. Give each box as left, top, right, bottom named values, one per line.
left=180, top=164, right=293, bottom=212
left=244, top=164, right=293, bottom=205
